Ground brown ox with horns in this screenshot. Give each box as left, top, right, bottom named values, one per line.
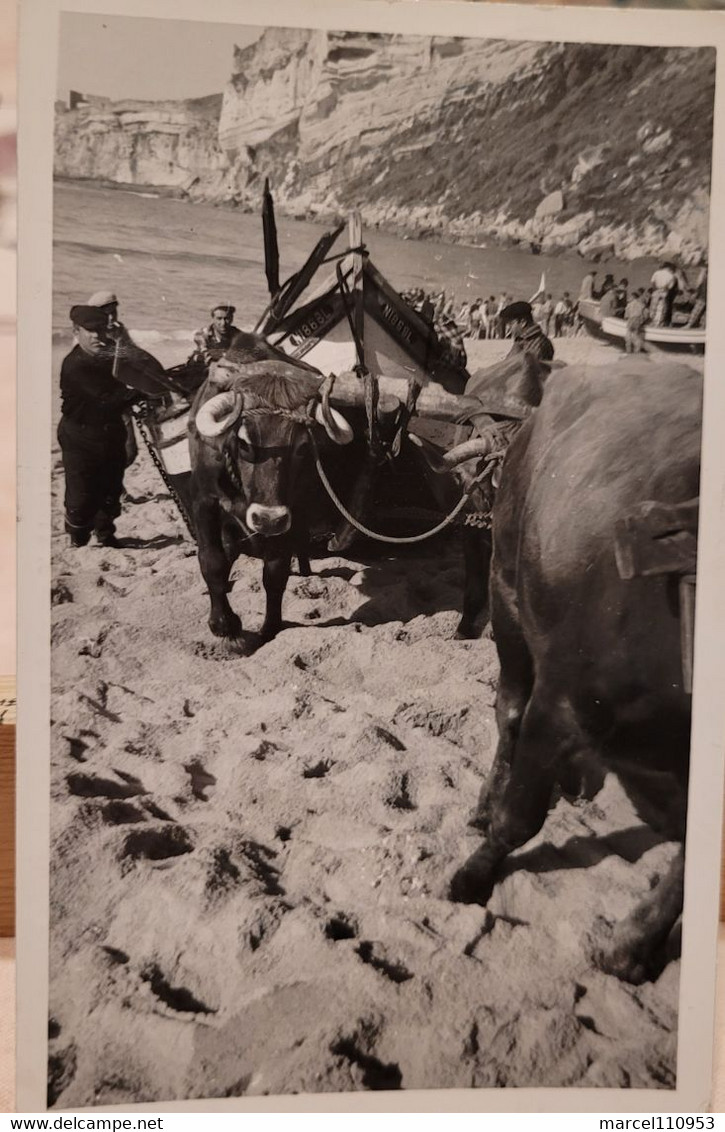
left=188, top=344, right=354, bottom=642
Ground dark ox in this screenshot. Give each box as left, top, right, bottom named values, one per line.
left=414, top=351, right=548, bottom=639
left=450, top=361, right=701, bottom=983
left=188, top=357, right=352, bottom=642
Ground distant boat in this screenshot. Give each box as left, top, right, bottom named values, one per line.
left=578, top=298, right=705, bottom=351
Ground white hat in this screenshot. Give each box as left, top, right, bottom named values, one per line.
left=87, top=290, right=118, bottom=307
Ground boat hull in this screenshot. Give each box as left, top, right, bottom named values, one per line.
left=601, top=315, right=706, bottom=351
left=579, top=298, right=705, bottom=352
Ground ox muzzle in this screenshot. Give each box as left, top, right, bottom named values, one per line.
left=246, top=504, right=291, bottom=537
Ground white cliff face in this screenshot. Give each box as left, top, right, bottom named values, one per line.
left=218, top=31, right=548, bottom=199
left=53, top=32, right=714, bottom=263
left=54, top=96, right=224, bottom=190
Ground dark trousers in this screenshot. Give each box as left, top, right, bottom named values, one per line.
left=58, top=416, right=127, bottom=544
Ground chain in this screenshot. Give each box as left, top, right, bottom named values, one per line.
left=132, top=405, right=196, bottom=541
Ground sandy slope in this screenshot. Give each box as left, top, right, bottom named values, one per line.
left=48, top=338, right=684, bottom=1107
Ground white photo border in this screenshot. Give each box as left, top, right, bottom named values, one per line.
left=17, top=0, right=725, bottom=1112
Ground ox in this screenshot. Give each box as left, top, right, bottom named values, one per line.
left=450, top=361, right=701, bottom=983
left=413, top=351, right=548, bottom=639
left=188, top=350, right=353, bottom=642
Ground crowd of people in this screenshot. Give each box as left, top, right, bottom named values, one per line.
left=412, top=258, right=708, bottom=354
left=407, top=288, right=580, bottom=342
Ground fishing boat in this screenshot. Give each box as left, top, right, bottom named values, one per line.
left=601, top=315, right=705, bottom=351
left=256, top=207, right=470, bottom=396
left=578, top=297, right=705, bottom=351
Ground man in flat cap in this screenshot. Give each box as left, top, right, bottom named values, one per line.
left=87, top=290, right=141, bottom=467
left=191, top=304, right=240, bottom=367
left=58, top=304, right=168, bottom=548
left=500, top=300, right=554, bottom=375
left=87, top=290, right=119, bottom=319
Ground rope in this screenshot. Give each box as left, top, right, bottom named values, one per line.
left=309, top=431, right=490, bottom=546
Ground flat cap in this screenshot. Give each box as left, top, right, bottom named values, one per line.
left=87, top=290, right=118, bottom=308
left=500, top=301, right=533, bottom=324
left=70, top=304, right=110, bottom=332
left=211, top=304, right=236, bottom=316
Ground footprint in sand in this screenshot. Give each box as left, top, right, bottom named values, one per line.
left=140, top=963, right=216, bottom=1016
left=119, top=824, right=194, bottom=863
left=385, top=771, right=417, bottom=812
left=65, top=733, right=97, bottom=763
left=324, top=913, right=359, bottom=941
left=302, top=758, right=335, bottom=779
left=66, top=770, right=145, bottom=800
left=51, top=579, right=74, bottom=606
left=184, top=760, right=217, bottom=802
left=100, top=800, right=147, bottom=825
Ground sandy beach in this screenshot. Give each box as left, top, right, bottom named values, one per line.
left=47, top=336, right=694, bottom=1106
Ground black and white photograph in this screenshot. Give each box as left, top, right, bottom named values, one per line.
left=15, top=0, right=725, bottom=1113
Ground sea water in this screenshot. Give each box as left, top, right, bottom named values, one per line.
left=53, top=181, right=659, bottom=339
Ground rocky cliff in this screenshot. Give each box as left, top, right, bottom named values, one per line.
left=54, top=30, right=715, bottom=263
left=54, top=93, right=224, bottom=192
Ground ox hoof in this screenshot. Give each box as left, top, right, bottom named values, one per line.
left=454, top=616, right=492, bottom=641
left=258, top=623, right=282, bottom=646
left=449, top=846, right=499, bottom=905
left=209, top=612, right=242, bottom=639
left=593, top=945, right=651, bottom=986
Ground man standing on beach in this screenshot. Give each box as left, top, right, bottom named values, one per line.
left=578, top=270, right=597, bottom=301
left=553, top=293, right=573, bottom=337
left=500, top=301, right=554, bottom=375
left=58, top=305, right=167, bottom=548
left=87, top=290, right=141, bottom=468
left=624, top=289, right=647, bottom=354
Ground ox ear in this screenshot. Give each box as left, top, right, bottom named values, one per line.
left=312, top=399, right=354, bottom=446
left=195, top=390, right=244, bottom=438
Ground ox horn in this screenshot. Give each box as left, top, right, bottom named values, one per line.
left=195, top=390, right=244, bottom=438
left=409, top=433, right=493, bottom=473
left=314, top=402, right=354, bottom=446
left=312, top=376, right=353, bottom=446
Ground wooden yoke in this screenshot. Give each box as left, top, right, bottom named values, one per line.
left=614, top=497, right=699, bottom=696
left=614, top=498, right=698, bottom=581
